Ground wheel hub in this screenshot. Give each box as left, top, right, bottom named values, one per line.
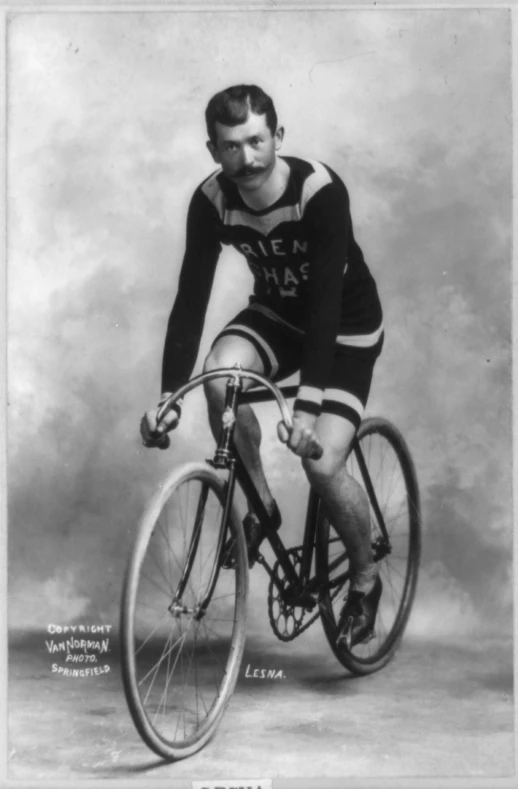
left=168, top=600, right=201, bottom=618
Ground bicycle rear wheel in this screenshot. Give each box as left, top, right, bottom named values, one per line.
left=317, top=418, right=421, bottom=675
left=120, top=462, right=248, bottom=760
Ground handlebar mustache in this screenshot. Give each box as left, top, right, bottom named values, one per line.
left=234, top=166, right=265, bottom=178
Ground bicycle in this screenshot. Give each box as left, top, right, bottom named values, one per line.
left=120, top=366, right=421, bottom=761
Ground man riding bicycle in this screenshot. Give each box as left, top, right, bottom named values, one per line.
left=140, top=84, right=384, bottom=648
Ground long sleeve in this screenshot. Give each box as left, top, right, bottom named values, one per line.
left=294, top=180, right=352, bottom=415
left=161, top=188, right=222, bottom=393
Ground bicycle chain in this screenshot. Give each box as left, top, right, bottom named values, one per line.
left=266, top=546, right=323, bottom=642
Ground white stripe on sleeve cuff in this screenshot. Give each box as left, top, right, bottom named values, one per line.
left=323, top=388, right=364, bottom=418
left=296, top=386, right=324, bottom=406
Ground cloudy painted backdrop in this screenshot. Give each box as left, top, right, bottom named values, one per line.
left=7, top=9, right=512, bottom=643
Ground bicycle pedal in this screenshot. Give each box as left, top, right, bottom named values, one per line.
left=360, top=628, right=376, bottom=644
left=338, top=621, right=376, bottom=650
left=336, top=617, right=354, bottom=650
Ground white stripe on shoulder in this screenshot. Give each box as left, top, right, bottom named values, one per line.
left=200, top=170, right=225, bottom=220
left=300, top=160, right=333, bottom=214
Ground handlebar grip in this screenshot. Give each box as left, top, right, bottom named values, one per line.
left=157, top=399, right=179, bottom=426
left=277, top=420, right=324, bottom=460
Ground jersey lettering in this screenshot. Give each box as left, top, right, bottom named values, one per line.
left=284, top=267, right=299, bottom=286
left=239, top=239, right=307, bottom=259
left=293, top=240, right=308, bottom=255
left=239, top=243, right=257, bottom=258
left=264, top=268, right=280, bottom=285
left=259, top=265, right=307, bottom=294
left=248, top=260, right=262, bottom=278
left=271, top=239, right=286, bottom=256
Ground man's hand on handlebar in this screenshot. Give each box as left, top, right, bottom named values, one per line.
left=277, top=411, right=323, bottom=461
left=140, top=393, right=181, bottom=450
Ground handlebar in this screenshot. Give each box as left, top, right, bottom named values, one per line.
left=156, top=367, right=323, bottom=460
left=157, top=367, right=294, bottom=427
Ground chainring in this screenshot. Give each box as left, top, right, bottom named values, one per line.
left=267, top=547, right=322, bottom=642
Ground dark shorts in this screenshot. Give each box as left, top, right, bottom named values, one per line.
left=212, top=302, right=384, bottom=428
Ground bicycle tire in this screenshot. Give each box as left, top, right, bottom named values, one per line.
left=316, top=417, right=421, bottom=675
left=120, top=461, right=249, bottom=760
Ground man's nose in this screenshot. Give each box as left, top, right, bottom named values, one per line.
left=241, top=145, right=255, bottom=166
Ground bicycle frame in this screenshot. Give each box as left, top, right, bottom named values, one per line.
left=211, top=373, right=391, bottom=605
left=122, top=373, right=421, bottom=761
left=159, top=367, right=392, bottom=605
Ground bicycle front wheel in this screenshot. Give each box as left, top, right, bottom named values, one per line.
left=120, top=462, right=248, bottom=760
left=317, top=418, right=421, bottom=675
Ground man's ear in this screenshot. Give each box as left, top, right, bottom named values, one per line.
left=206, top=140, right=220, bottom=163
left=274, top=125, right=285, bottom=151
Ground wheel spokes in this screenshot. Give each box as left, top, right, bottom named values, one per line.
left=130, top=475, right=241, bottom=746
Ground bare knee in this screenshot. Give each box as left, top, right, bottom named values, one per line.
left=204, top=341, right=263, bottom=414
left=302, top=446, right=349, bottom=490
left=204, top=345, right=228, bottom=374
left=203, top=337, right=263, bottom=405
left=203, top=344, right=236, bottom=375
left=302, top=413, right=357, bottom=491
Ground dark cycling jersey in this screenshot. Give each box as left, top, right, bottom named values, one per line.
left=162, top=155, right=383, bottom=414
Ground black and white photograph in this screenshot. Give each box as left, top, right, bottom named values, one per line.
left=5, top=3, right=514, bottom=786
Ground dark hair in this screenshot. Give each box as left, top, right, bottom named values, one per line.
left=205, top=84, right=278, bottom=145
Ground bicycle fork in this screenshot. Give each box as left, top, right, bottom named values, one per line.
left=169, top=373, right=244, bottom=621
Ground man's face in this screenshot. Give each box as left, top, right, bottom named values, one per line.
left=207, top=112, right=284, bottom=192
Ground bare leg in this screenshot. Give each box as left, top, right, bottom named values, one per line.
left=206, top=391, right=276, bottom=512
left=303, top=413, right=377, bottom=590
left=203, top=337, right=276, bottom=514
